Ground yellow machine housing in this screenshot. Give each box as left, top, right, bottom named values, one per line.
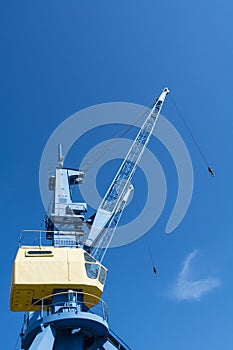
left=10, top=246, right=107, bottom=312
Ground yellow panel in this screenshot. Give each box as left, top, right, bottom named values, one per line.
left=11, top=290, right=33, bottom=310
left=10, top=246, right=108, bottom=312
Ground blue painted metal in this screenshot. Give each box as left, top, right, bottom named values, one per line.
left=20, top=291, right=132, bottom=349
left=21, top=291, right=109, bottom=350
left=105, top=329, right=133, bottom=350
left=28, top=325, right=55, bottom=350
left=53, top=332, right=83, bottom=349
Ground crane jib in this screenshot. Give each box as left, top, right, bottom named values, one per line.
left=85, top=88, right=169, bottom=254
left=101, top=104, right=162, bottom=212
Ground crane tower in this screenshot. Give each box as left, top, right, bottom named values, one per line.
left=10, top=88, right=169, bottom=349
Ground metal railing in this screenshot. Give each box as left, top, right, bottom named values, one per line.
left=18, top=229, right=85, bottom=247
left=22, top=291, right=108, bottom=333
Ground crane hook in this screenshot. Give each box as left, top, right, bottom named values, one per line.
left=153, top=266, right=158, bottom=277
left=208, top=166, right=215, bottom=177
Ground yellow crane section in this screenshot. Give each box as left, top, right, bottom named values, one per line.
left=10, top=246, right=107, bottom=311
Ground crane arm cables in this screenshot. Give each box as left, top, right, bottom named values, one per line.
left=84, top=87, right=170, bottom=253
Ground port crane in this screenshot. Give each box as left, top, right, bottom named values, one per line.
left=10, top=87, right=169, bottom=349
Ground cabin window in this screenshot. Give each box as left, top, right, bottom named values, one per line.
left=84, top=253, right=96, bottom=263
left=25, top=250, right=53, bottom=257
left=99, top=267, right=107, bottom=284
left=85, top=263, right=100, bottom=279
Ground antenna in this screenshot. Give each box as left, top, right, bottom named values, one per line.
left=58, top=143, right=64, bottom=168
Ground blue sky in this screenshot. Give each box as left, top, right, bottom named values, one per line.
left=1, top=1, right=233, bottom=349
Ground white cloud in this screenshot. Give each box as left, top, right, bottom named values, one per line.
left=172, top=249, right=221, bottom=301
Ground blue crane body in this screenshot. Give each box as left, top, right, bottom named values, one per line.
left=10, top=88, right=169, bottom=349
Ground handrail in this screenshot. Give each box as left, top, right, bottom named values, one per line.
left=23, top=290, right=108, bottom=328
left=20, top=229, right=84, bottom=234
left=18, top=229, right=85, bottom=247
left=28, top=290, right=107, bottom=308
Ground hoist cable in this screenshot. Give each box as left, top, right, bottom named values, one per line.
left=82, top=98, right=156, bottom=172
left=82, top=107, right=149, bottom=172
left=134, top=192, right=158, bottom=276
left=169, top=93, right=215, bottom=177
left=144, top=234, right=158, bottom=276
